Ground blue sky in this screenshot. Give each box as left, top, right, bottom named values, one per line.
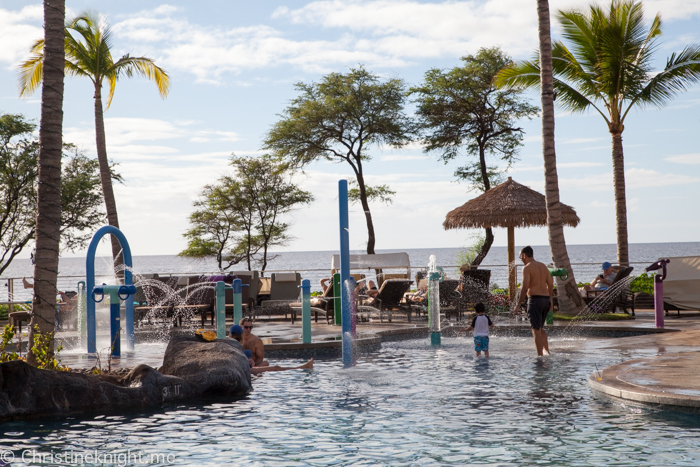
left=1, top=0, right=699, bottom=258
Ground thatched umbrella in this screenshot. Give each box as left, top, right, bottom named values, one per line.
left=444, top=177, right=580, bottom=301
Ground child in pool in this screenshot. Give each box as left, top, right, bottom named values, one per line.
left=463, top=302, right=493, bottom=357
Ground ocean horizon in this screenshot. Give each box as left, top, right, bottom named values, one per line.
left=2, top=242, right=698, bottom=300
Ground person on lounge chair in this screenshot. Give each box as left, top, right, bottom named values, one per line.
left=584, top=262, right=616, bottom=292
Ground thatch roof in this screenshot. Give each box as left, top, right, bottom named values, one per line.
left=443, top=177, right=580, bottom=230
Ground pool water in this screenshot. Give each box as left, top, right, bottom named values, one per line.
left=2, top=337, right=700, bottom=466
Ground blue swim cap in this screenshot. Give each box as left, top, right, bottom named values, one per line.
left=230, top=324, right=243, bottom=335
left=602, top=262, right=612, bottom=270
left=243, top=349, right=253, bottom=359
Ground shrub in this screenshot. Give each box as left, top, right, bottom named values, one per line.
left=630, top=273, right=655, bottom=295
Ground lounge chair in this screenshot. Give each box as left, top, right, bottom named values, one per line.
left=377, top=273, right=408, bottom=288
left=583, top=266, right=635, bottom=314
left=230, top=270, right=260, bottom=309
left=289, top=279, right=336, bottom=324
left=358, top=279, right=413, bottom=322
left=258, top=272, right=301, bottom=320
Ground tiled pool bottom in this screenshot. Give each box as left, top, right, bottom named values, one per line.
left=3, top=337, right=700, bottom=466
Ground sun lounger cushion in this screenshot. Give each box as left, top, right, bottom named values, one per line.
left=274, top=272, right=298, bottom=282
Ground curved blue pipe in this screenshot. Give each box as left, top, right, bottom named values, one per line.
left=86, top=226, right=134, bottom=354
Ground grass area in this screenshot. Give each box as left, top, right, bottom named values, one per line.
left=552, top=312, right=634, bottom=321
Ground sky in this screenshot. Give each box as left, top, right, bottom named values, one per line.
left=1, top=0, right=699, bottom=259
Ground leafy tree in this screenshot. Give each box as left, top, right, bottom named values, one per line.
left=0, top=112, right=121, bottom=276
left=19, top=10, right=170, bottom=271
left=410, top=47, right=539, bottom=266
left=264, top=66, right=413, bottom=254
left=180, top=155, right=313, bottom=272
left=497, top=0, right=700, bottom=266
left=347, top=180, right=395, bottom=206
left=27, top=0, right=65, bottom=365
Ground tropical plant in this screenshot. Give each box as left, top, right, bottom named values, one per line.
left=18, top=10, right=170, bottom=272
left=264, top=66, right=413, bottom=254
left=347, top=180, right=395, bottom=206
left=0, top=112, right=121, bottom=276
left=411, top=47, right=539, bottom=266
left=180, top=155, right=313, bottom=272
left=455, top=234, right=487, bottom=267
left=26, top=0, right=66, bottom=367
left=30, top=325, right=68, bottom=371
left=497, top=0, right=700, bottom=266
left=1, top=324, right=20, bottom=362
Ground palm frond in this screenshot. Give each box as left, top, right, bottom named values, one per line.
left=17, top=39, right=45, bottom=97
left=110, top=56, right=171, bottom=98
left=631, top=45, right=700, bottom=110
left=494, top=59, right=541, bottom=89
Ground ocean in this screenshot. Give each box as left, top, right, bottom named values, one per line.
left=1, top=242, right=698, bottom=301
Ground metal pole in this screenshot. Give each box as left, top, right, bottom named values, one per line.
left=654, top=276, right=664, bottom=328
left=215, top=281, right=226, bottom=338
left=300, top=279, right=311, bottom=343
left=109, top=292, right=120, bottom=357
left=232, top=278, right=243, bottom=326
left=338, top=180, right=353, bottom=367
left=86, top=226, right=134, bottom=355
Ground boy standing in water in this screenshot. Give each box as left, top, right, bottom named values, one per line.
left=463, top=302, right=493, bottom=357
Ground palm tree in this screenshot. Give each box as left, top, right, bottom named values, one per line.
left=533, top=0, right=583, bottom=313
left=497, top=0, right=700, bottom=266
left=27, top=0, right=66, bottom=366
left=19, top=11, right=170, bottom=271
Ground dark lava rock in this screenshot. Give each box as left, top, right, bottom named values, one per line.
left=0, top=336, right=250, bottom=421
left=160, top=335, right=251, bottom=397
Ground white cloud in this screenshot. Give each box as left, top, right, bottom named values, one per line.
left=380, top=154, right=429, bottom=162
left=0, top=5, right=42, bottom=66
left=560, top=168, right=700, bottom=191
left=665, top=153, right=700, bottom=165
left=557, top=162, right=605, bottom=168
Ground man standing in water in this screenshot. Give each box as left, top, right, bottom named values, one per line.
left=515, top=246, right=552, bottom=356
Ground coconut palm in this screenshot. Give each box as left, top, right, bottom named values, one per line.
left=27, top=0, right=66, bottom=365
left=497, top=0, right=700, bottom=266
left=19, top=11, right=170, bottom=270
left=533, top=0, right=583, bottom=313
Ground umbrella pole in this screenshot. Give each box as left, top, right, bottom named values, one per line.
left=508, top=226, right=516, bottom=303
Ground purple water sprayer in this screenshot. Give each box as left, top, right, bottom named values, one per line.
left=645, top=259, right=670, bottom=328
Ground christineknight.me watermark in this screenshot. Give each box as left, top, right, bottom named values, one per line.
left=0, top=449, right=177, bottom=466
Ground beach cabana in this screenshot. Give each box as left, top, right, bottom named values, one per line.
left=443, top=177, right=580, bottom=301
left=331, top=252, right=411, bottom=277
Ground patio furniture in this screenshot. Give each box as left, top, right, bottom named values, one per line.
left=258, top=272, right=301, bottom=320
left=358, top=279, right=413, bottom=322
left=583, top=266, right=635, bottom=314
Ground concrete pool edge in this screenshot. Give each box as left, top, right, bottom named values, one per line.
left=588, top=352, right=700, bottom=412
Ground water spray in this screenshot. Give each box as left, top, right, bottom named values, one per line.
left=427, top=255, right=444, bottom=346
left=91, top=284, right=137, bottom=357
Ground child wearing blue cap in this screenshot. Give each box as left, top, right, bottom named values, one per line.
left=462, top=302, right=493, bottom=358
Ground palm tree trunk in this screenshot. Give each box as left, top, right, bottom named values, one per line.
left=93, top=85, right=124, bottom=277
left=537, top=0, right=582, bottom=314
left=611, top=132, right=629, bottom=266
left=27, top=0, right=66, bottom=366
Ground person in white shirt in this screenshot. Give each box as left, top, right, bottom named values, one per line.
left=463, top=302, right=494, bottom=357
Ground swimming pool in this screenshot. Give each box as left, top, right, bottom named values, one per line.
left=2, top=336, right=699, bottom=466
